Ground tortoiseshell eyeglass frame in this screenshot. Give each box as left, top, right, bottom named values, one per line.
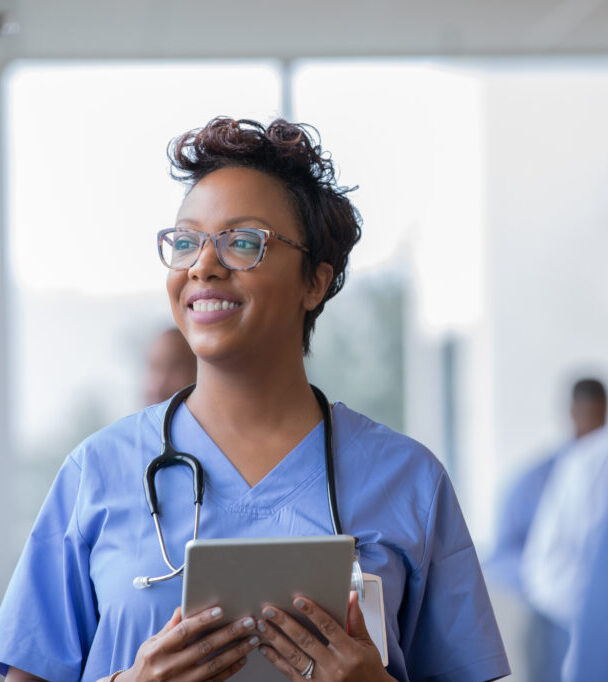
left=157, top=227, right=310, bottom=271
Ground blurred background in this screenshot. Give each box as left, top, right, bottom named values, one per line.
left=1, top=2, right=608, bottom=680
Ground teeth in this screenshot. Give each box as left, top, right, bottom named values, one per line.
left=192, top=299, right=240, bottom=312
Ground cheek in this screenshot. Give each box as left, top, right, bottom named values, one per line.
left=166, top=273, right=188, bottom=328
left=256, top=269, right=310, bottom=323
left=166, top=272, right=182, bottom=305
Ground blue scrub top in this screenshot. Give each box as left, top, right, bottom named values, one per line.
left=0, top=401, right=510, bottom=682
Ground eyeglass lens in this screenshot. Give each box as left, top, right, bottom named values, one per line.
left=161, top=229, right=265, bottom=270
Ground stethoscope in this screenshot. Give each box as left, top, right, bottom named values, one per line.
left=133, top=384, right=364, bottom=598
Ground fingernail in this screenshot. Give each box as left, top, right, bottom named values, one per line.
left=294, top=598, right=306, bottom=609
left=210, top=607, right=222, bottom=618
left=249, top=635, right=260, bottom=646
left=242, top=616, right=255, bottom=629
left=263, top=607, right=276, bottom=618
left=257, top=619, right=267, bottom=632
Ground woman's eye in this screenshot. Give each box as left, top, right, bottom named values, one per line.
left=174, top=237, right=198, bottom=251
left=234, top=239, right=257, bottom=250
left=229, top=235, right=260, bottom=250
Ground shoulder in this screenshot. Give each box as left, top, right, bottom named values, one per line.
left=542, top=427, right=608, bottom=505
left=566, top=426, right=608, bottom=471
left=332, top=401, right=445, bottom=488
left=46, top=402, right=169, bottom=543
left=68, top=401, right=167, bottom=472
left=331, top=402, right=453, bottom=563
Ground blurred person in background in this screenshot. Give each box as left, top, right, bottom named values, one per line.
left=0, top=117, right=509, bottom=682
left=569, top=378, right=607, bottom=440
left=143, top=327, right=197, bottom=405
left=484, top=378, right=606, bottom=682
left=561, top=509, right=608, bottom=682
left=521, top=389, right=608, bottom=681
left=485, top=378, right=607, bottom=591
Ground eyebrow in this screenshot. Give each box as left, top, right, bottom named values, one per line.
left=176, top=216, right=273, bottom=229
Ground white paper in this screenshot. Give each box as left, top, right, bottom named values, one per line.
left=359, top=572, right=388, bottom=666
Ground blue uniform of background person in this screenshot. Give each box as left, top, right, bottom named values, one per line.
left=484, top=448, right=566, bottom=592
left=563, top=513, right=608, bottom=681
left=0, top=399, right=510, bottom=682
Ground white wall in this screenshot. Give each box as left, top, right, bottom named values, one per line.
left=403, top=61, right=608, bottom=546
left=480, top=61, right=608, bottom=527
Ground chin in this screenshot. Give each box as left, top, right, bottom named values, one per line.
left=186, top=332, right=246, bottom=365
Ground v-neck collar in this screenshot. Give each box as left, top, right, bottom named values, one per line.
left=170, top=401, right=326, bottom=512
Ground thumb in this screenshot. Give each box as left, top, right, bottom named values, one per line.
left=159, top=606, right=182, bottom=635
left=347, top=590, right=371, bottom=640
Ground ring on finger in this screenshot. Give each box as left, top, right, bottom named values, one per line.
left=300, top=657, right=315, bottom=679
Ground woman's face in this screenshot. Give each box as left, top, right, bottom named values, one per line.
left=167, top=166, right=330, bottom=365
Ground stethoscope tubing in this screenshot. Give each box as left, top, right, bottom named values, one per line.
left=310, top=384, right=343, bottom=536
left=133, top=383, right=360, bottom=593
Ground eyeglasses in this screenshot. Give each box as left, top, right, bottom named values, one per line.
left=157, top=227, right=310, bottom=272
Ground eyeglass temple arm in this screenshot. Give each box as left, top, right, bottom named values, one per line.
left=274, top=233, right=310, bottom=253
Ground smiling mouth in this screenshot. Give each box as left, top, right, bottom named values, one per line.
left=190, top=299, right=242, bottom=312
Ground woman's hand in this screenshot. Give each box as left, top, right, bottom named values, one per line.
left=257, top=591, right=396, bottom=681
left=118, top=605, right=260, bottom=681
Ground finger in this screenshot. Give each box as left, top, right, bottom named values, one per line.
left=144, top=606, right=181, bottom=648
left=159, top=606, right=226, bottom=652
left=291, top=596, right=352, bottom=650
left=174, top=616, right=258, bottom=670
left=347, top=590, right=372, bottom=640
left=186, top=635, right=259, bottom=681
left=207, top=656, right=248, bottom=682
left=158, top=606, right=182, bottom=636
left=259, top=606, right=331, bottom=669
left=258, top=645, right=302, bottom=682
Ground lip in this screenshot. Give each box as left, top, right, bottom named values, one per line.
left=187, top=289, right=242, bottom=306
left=189, top=306, right=241, bottom=324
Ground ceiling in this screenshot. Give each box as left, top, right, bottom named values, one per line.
left=2, top=0, right=608, bottom=62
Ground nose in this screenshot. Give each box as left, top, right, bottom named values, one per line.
left=187, top=237, right=228, bottom=281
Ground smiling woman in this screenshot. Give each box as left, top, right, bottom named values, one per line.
left=0, top=117, right=509, bottom=682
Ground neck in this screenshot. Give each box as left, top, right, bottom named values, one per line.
left=186, top=352, right=320, bottom=435
left=183, top=345, right=324, bottom=486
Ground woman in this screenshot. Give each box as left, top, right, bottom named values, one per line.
left=0, top=118, right=510, bottom=682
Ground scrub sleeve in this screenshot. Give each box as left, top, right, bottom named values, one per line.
left=0, top=456, right=97, bottom=680
left=400, top=472, right=510, bottom=681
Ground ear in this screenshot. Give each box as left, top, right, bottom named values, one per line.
left=303, top=262, right=333, bottom=311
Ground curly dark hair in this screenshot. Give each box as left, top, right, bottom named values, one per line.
left=167, top=117, right=361, bottom=355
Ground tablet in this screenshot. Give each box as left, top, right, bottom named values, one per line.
left=182, top=535, right=355, bottom=681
